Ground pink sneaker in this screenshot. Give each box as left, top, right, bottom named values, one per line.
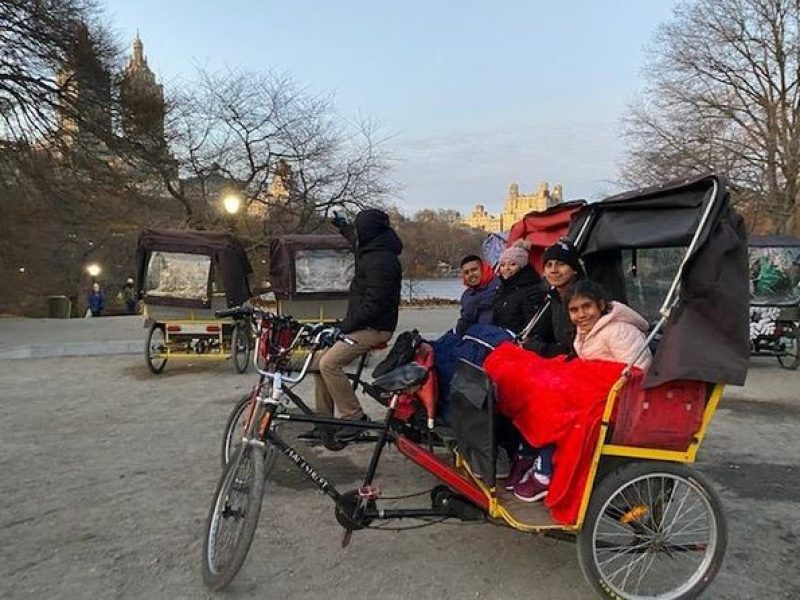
left=513, top=469, right=549, bottom=503
left=502, top=456, right=535, bottom=491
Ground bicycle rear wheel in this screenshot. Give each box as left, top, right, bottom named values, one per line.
left=777, top=326, right=800, bottom=370
left=202, top=444, right=266, bottom=591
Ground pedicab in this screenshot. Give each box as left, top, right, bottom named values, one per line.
left=201, top=174, right=749, bottom=599
left=136, top=228, right=253, bottom=374
left=748, top=234, right=800, bottom=369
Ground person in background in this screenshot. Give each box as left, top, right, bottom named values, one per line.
left=87, top=282, right=105, bottom=317
left=455, top=255, right=500, bottom=335
left=122, top=277, right=137, bottom=315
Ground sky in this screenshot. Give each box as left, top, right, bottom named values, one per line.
left=102, top=0, right=680, bottom=215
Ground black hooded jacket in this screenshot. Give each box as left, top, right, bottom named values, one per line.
left=522, top=283, right=575, bottom=357
left=491, top=264, right=543, bottom=334
left=339, top=209, right=403, bottom=334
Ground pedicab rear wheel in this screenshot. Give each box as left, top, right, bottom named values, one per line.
left=145, top=323, right=167, bottom=374
left=577, top=461, right=726, bottom=600
left=777, top=325, right=800, bottom=370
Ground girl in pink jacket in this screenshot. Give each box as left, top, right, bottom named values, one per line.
left=565, top=280, right=652, bottom=370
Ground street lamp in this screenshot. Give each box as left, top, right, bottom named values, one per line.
left=222, top=193, right=242, bottom=215
left=86, top=263, right=102, bottom=278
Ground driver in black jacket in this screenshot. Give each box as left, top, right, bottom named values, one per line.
left=312, top=209, right=403, bottom=440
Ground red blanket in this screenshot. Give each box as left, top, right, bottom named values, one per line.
left=484, top=342, right=628, bottom=524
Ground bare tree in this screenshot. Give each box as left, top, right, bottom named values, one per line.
left=162, top=68, right=393, bottom=237
left=0, top=0, right=118, bottom=156
left=621, top=0, right=800, bottom=234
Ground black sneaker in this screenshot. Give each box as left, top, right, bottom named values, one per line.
left=335, top=414, right=370, bottom=441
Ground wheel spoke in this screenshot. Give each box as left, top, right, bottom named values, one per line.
left=588, top=469, right=722, bottom=599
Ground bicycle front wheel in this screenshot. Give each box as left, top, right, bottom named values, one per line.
left=231, top=322, right=251, bottom=374
left=221, top=393, right=280, bottom=472
left=202, top=444, right=266, bottom=591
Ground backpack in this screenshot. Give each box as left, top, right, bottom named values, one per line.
left=372, top=329, right=423, bottom=377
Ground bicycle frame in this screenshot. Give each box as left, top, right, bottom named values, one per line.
left=242, top=366, right=490, bottom=529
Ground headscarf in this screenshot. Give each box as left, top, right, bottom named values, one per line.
left=463, top=260, right=496, bottom=288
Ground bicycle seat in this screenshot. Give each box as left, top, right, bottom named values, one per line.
left=371, top=363, right=428, bottom=393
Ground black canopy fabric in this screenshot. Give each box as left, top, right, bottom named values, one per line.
left=269, top=234, right=354, bottom=299
left=136, top=229, right=252, bottom=308
left=569, top=174, right=750, bottom=388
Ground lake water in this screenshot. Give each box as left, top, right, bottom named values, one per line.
left=402, top=278, right=463, bottom=300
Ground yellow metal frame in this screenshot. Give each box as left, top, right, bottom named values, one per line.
left=144, top=304, right=238, bottom=361
left=455, top=450, right=570, bottom=533
left=572, top=377, right=725, bottom=530
left=453, top=378, right=725, bottom=534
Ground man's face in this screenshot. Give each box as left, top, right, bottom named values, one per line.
left=544, top=259, right=577, bottom=290
left=461, top=260, right=483, bottom=287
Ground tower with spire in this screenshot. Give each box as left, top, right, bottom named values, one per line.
left=120, top=32, right=166, bottom=151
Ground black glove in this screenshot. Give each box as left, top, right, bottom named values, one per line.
left=318, top=328, right=341, bottom=348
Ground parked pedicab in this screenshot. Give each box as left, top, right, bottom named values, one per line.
left=136, top=229, right=253, bottom=374
left=748, top=234, right=800, bottom=369
left=201, top=174, right=749, bottom=599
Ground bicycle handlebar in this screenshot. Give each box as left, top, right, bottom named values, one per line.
left=215, top=306, right=252, bottom=319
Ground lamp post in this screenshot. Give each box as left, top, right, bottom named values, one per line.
left=221, top=192, right=243, bottom=231
left=86, top=263, right=102, bottom=280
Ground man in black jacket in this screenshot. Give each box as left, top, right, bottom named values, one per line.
left=313, top=209, right=402, bottom=439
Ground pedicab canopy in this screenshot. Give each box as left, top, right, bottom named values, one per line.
left=569, top=174, right=749, bottom=388
left=136, top=229, right=252, bottom=309
left=748, top=235, right=800, bottom=306
left=507, top=200, right=587, bottom=272
left=268, top=234, right=354, bottom=299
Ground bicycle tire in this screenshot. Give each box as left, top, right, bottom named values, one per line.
left=231, top=323, right=251, bottom=374
left=202, top=444, right=266, bottom=591
left=221, top=394, right=279, bottom=473
left=145, top=324, right=167, bottom=374
left=577, top=461, right=726, bottom=600
left=777, top=326, right=800, bottom=370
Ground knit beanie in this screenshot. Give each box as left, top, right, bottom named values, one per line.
left=499, top=245, right=530, bottom=267
left=543, top=239, right=582, bottom=273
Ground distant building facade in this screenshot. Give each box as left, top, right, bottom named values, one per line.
left=463, top=181, right=563, bottom=232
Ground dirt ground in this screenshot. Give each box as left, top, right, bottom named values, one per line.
left=1, top=353, right=799, bottom=599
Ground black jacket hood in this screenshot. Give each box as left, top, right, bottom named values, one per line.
left=356, top=209, right=402, bottom=255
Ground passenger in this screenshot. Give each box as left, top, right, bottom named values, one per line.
left=511, top=280, right=652, bottom=503
left=455, top=255, right=500, bottom=335
left=567, top=280, right=652, bottom=370
left=491, top=246, right=543, bottom=334
left=503, top=239, right=584, bottom=499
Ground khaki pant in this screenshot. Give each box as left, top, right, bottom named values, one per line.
left=311, top=328, right=393, bottom=420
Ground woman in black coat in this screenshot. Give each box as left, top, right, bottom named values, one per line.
left=492, top=245, right=543, bottom=334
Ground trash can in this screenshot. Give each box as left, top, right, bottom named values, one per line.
left=47, top=295, right=72, bottom=319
